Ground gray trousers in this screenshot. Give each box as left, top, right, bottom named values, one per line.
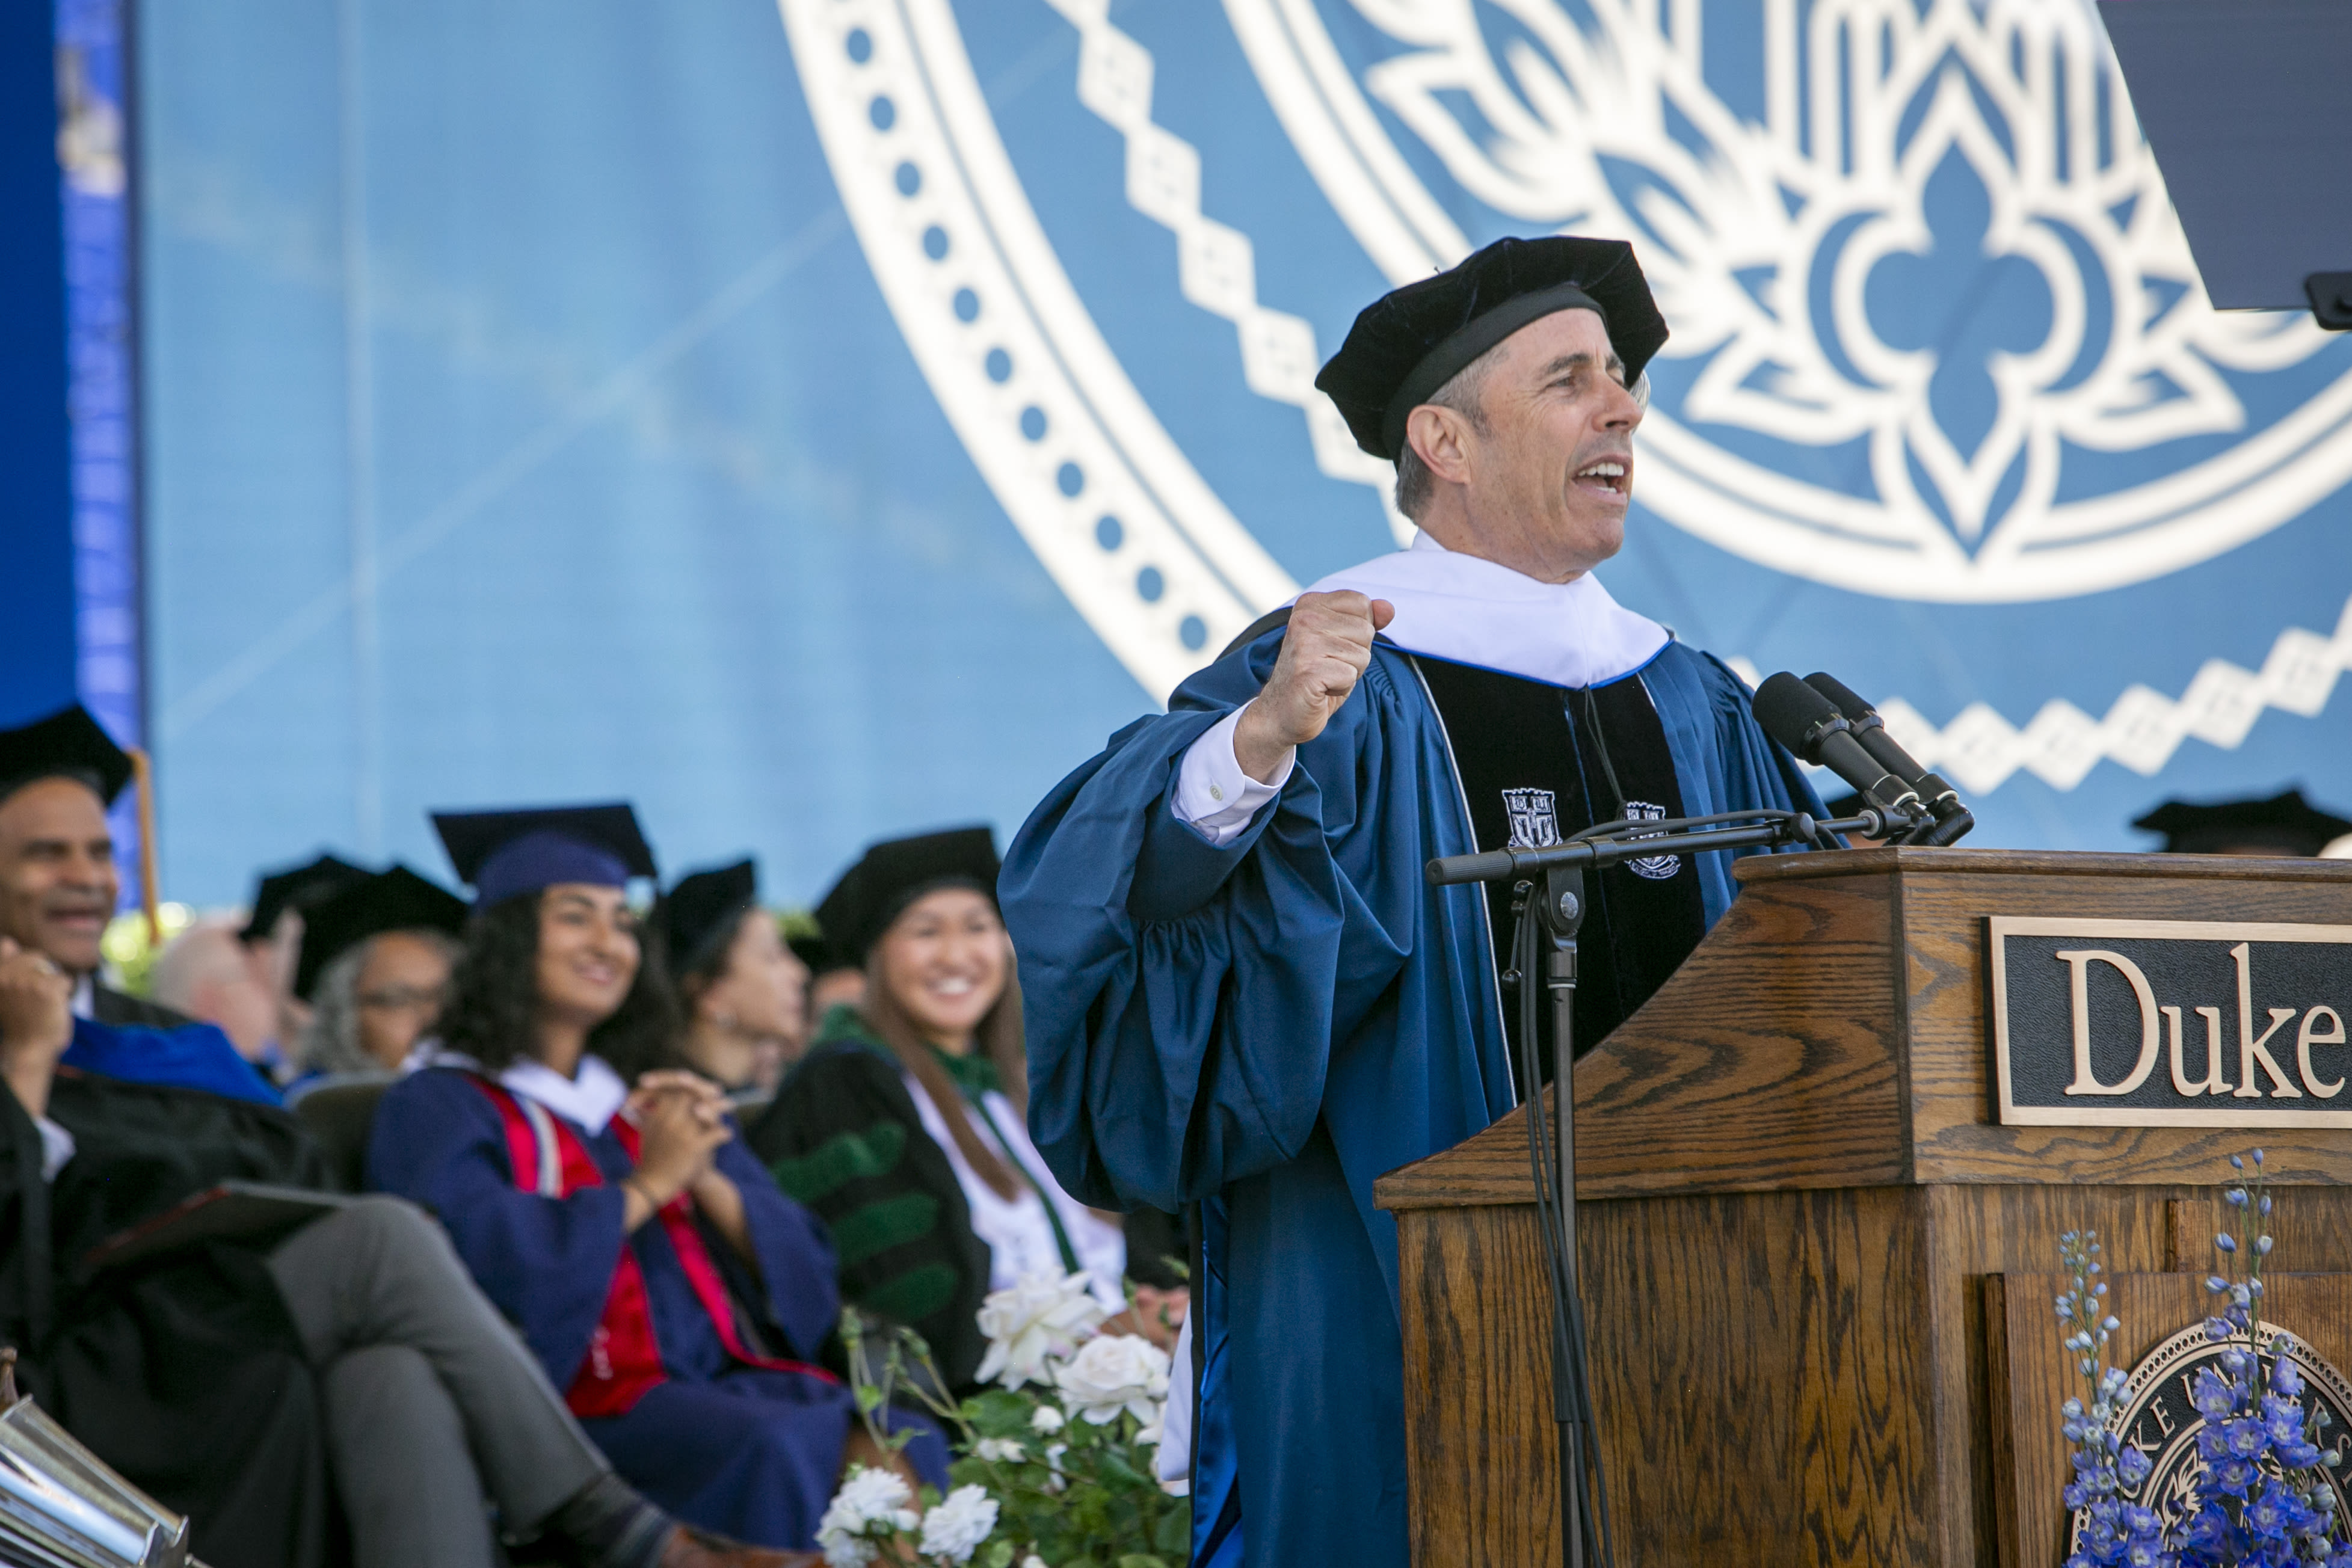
left=265, top=1196, right=611, bottom=1568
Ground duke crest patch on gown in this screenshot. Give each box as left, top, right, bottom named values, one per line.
left=1503, top=789, right=1561, bottom=850
left=1622, top=800, right=1679, bottom=881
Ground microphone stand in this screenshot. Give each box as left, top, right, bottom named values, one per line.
left=1426, top=805, right=1920, bottom=1568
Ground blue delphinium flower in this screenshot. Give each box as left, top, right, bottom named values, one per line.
left=2244, top=1478, right=2314, bottom=1541
left=2212, top=1455, right=2264, bottom=1498
left=2060, top=1157, right=2351, bottom=1565
left=2179, top=1502, right=2237, bottom=1561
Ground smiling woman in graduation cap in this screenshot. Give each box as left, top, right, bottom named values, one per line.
left=365, top=804, right=945, bottom=1552
left=747, top=828, right=1136, bottom=1393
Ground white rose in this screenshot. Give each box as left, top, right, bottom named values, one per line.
left=973, top=1436, right=1026, bottom=1463
left=976, top=1271, right=1108, bottom=1390
left=1021, top=1557, right=1050, bottom=1568
left=1051, top=1333, right=1171, bottom=1427
left=916, top=1484, right=1000, bottom=1564
left=1029, top=1404, right=1065, bottom=1434
left=816, top=1466, right=918, bottom=1567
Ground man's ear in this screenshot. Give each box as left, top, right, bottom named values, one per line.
left=1404, top=404, right=1476, bottom=487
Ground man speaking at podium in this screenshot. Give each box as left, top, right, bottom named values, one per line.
left=1002, top=237, right=1825, bottom=1568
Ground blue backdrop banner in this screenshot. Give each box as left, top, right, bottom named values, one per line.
left=140, top=0, right=2352, bottom=906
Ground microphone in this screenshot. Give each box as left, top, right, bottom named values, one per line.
left=1802, top=672, right=1975, bottom=847
left=1750, top=674, right=1923, bottom=825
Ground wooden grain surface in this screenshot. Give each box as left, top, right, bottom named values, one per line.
left=1396, top=1174, right=2352, bottom=1565
left=1397, top=1188, right=1941, bottom=1566
left=1379, top=871, right=1909, bottom=1209
left=1384, top=852, right=2352, bottom=1564
left=1376, top=852, right=2352, bottom=1214
left=1898, top=862, right=2352, bottom=1185
left=1987, top=1271, right=2352, bottom=1568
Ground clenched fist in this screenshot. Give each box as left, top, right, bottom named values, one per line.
left=1233, top=591, right=1396, bottom=781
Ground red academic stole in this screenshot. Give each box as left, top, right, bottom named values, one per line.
left=468, top=1076, right=836, bottom=1419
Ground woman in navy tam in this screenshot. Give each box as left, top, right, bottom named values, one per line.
left=367, top=804, right=946, bottom=1551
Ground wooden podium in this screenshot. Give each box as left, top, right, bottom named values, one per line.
left=1375, top=847, right=2352, bottom=1566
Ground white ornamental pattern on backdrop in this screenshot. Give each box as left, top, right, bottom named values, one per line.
left=781, top=0, right=2352, bottom=797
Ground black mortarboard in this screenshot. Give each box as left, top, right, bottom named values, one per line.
left=1314, top=235, right=1670, bottom=462
left=0, top=703, right=135, bottom=808
left=241, top=852, right=371, bottom=942
left=787, top=932, right=839, bottom=975
left=293, top=864, right=469, bottom=1000
left=655, top=858, right=761, bottom=982
left=814, top=826, right=1000, bottom=971
left=2132, top=789, right=2352, bottom=856
left=429, top=802, right=658, bottom=909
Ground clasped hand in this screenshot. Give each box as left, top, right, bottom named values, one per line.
left=621, top=1070, right=732, bottom=1208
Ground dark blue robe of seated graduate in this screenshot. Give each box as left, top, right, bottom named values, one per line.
left=368, top=802, right=944, bottom=1549
left=1002, top=230, right=1826, bottom=1568
left=366, top=1061, right=947, bottom=1548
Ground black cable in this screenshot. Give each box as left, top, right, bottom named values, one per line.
left=1510, top=886, right=1613, bottom=1568
left=1575, top=685, right=1628, bottom=823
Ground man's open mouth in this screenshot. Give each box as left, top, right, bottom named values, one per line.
left=1574, top=457, right=1631, bottom=497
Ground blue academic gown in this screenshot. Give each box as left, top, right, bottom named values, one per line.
left=60, top=1017, right=282, bottom=1106
left=366, top=1066, right=947, bottom=1549
left=1000, top=635, right=1822, bottom=1568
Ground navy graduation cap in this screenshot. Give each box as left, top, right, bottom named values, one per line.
left=654, top=858, right=760, bottom=980
left=814, top=826, right=1000, bottom=971
left=430, top=802, right=657, bottom=909
left=1314, top=235, right=1670, bottom=463
left=0, top=703, right=135, bottom=807
left=241, top=852, right=371, bottom=943
left=294, top=864, right=470, bottom=1000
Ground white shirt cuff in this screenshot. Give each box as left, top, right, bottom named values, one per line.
left=1172, top=706, right=1293, bottom=847
left=37, top=1116, right=75, bottom=1183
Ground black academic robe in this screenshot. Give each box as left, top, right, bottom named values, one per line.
left=89, top=982, right=197, bottom=1030
left=746, top=1025, right=994, bottom=1391
left=0, top=1069, right=337, bottom=1568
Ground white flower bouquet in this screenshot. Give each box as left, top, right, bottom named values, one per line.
left=822, top=1270, right=1190, bottom=1568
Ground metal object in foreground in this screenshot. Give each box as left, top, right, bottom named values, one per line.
left=0, top=1351, right=200, bottom=1568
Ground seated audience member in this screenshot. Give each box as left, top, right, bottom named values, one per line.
left=655, top=859, right=807, bottom=1101
left=368, top=804, right=943, bottom=1552
left=0, top=705, right=277, bottom=1104
left=289, top=865, right=467, bottom=1089
left=750, top=829, right=1156, bottom=1392
left=2134, top=789, right=2352, bottom=857
left=239, top=851, right=371, bottom=1067
left=150, top=916, right=279, bottom=1063
left=0, top=920, right=810, bottom=1568
left=792, top=930, right=866, bottom=1020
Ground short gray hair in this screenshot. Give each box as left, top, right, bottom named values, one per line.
left=1393, top=349, right=1499, bottom=521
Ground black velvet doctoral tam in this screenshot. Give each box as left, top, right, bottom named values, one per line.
left=1313, top=235, right=1669, bottom=461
